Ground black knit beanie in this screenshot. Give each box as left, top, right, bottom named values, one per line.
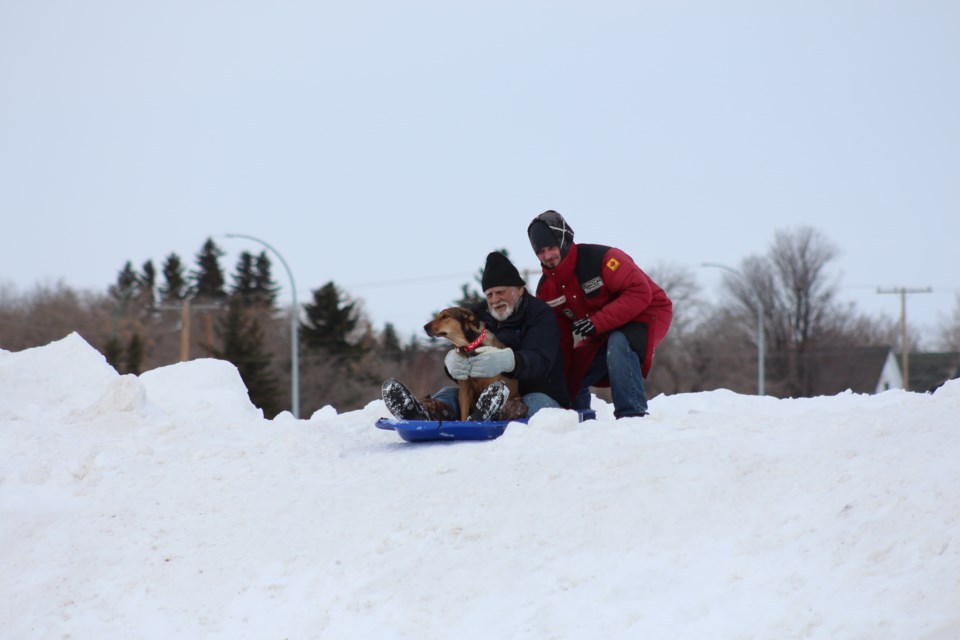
left=528, top=221, right=557, bottom=252
left=527, top=210, right=575, bottom=258
left=481, top=251, right=526, bottom=291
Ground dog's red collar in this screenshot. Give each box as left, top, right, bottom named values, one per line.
left=460, top=328, right=487, bottom=354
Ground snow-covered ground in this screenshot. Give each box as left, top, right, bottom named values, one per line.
left=2, top=333, right=959, bottom=639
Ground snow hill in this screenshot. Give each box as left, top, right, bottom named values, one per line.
left=2, top=333, right=959, bottom=639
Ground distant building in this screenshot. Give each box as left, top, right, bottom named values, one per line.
left=698, top=346, right=958, bottom=398
left=900, top=352, right=960, bottom=393
left=807, top=346, right=902, bottom=396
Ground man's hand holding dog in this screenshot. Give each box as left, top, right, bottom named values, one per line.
left=469, top=346, right=516, bottom=377
left=444, top=349, right=472, bottom=380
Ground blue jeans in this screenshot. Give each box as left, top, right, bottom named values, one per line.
left=431, top=386, right=561, bottom=419
left=573, top=330, right=648, bottom=418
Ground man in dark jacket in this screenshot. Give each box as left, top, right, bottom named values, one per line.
left=528, top=210, right=673, bottom=418
left=382, top=251, right=570, bottom=421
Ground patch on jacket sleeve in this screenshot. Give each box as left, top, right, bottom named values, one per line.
left=606, top=258, right=621, bottom=271
left=545, top=295, right=566, bottom=308
left=582, top=276, right=603, bottom=294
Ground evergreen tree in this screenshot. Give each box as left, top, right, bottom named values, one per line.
left=213, top=301, right=281, bottom=416
left=381, top=322, right=403, bottom=361
left=455, top=283, right=484, bottom=310
left=125, top=332, right=145, bottom=375
left=454, top=248, right=513, bottom=309
left=109, top=261, right=140, bottom=302
left=231, top=250, right=279, bottom=309
left=191, top=238, right=227, bottom=301
left=103, top=335, right=123, bottom=371
left=139, top=260, right=157, bottom=308
left=301, top=281, right=366, bottom=358
left=159, top=253, right=188, bottom=302
left=231, top=251, right=257, bottom=304
left=253, top=251, right=279, bottom=308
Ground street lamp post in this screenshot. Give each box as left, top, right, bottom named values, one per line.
left=702, top=262, right=765, bottom=396
left=226, top=233, right=300, bottom=418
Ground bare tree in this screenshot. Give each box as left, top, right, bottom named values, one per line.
left=936, top=294, right=960, bottom=351
left=643, top=263, right=707, bottom=395
left=707, top=227, right=904, bottom=397
left=736, top=227, right=837, bottom=395
left=817, top=300, right=900, bottom=348
left=0, top=282, right=114, bottom=355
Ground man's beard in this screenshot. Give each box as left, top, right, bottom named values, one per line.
left=489, top=300, right=516, bottom=322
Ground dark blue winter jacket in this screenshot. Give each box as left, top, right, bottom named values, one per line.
left=471, top=291, right=570, bottom=408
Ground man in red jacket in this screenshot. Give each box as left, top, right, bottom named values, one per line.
left=527, top=210, right=673, bottom=418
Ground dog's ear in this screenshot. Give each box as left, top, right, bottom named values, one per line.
left=458, top=307, right=482, bottom=333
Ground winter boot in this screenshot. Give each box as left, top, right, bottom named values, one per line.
left=382, top=379, right=429, bottom=421
left=468, top=380, right=510, bottom=421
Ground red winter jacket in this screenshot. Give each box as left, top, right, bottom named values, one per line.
left=535, top=242, right=673, bottom=400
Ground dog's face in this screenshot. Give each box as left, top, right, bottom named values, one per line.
left=423, top=307, right=483, bottom=348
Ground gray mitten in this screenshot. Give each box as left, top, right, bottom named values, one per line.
left=444, top=349, right=471, bottom=380
left=469, top=346, right=516, bottom=377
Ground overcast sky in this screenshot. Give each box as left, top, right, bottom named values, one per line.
left=2, top=1, right=957, bottom=343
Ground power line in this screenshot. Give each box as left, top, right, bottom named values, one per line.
left=344, top=267, right=543, bottom=291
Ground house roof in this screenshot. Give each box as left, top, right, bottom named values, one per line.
left=808, top=346, right=894, bottom=396
left=900, top=352, right=960, bottom=393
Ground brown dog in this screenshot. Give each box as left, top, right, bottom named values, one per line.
left=423, top=307, right=527, bottom=421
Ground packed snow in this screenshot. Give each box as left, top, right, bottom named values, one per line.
left=2, top=333, right=959, bottom=639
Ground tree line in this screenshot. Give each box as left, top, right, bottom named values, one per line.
left=1, top=228, right=958, bottom=416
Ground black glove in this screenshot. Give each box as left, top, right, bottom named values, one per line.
left=572, top=317, right=596, bottom=337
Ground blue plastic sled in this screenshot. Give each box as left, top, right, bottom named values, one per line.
left=376, top=409, right=596, bottom=443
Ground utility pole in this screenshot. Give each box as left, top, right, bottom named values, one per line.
left=877, top=286, right=932, bottom=390
left=157, top=298, right=223, bottom=361
left=180, top=299, right=190, bottom=361
left=522, top=268, right=536, bottom=287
